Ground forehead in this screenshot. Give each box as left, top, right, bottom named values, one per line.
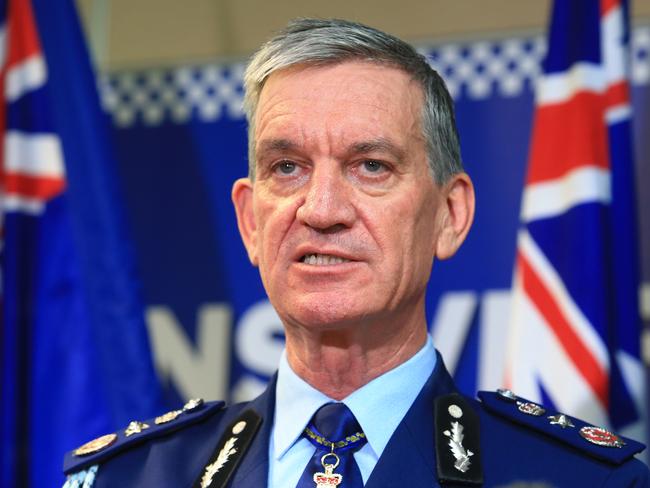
left=254, top=61, right=424, bottom=151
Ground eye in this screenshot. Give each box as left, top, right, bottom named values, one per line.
left=275, top=160, right=297, bottom=175
left=362, top=160, right=385, bottom=173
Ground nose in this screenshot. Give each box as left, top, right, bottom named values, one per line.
left=296, top=164, right=355, bottom=232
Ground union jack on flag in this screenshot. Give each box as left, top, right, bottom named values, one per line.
left=0, top=1, right=162, bottom=486
left=0, top=0, right=65, bottom=213
left=506, top=0, right=645, bottom=439
left=0, top=0, right=69, bottom=485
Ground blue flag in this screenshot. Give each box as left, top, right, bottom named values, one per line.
left=0, top=0, right=163, bottom=486
left=506, top=0, right=645, bottom=442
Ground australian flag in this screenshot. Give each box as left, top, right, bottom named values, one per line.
left=506, top=0, right=645, bottom=444
left=0, top=1, right=162, bottom=487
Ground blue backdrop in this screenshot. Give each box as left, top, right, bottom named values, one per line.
left=98, top=29, right=649, bottom=417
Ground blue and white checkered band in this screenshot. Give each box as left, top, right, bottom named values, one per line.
left=97, top=26, right=650, bottom=128
left=63, top=465, right=98, bottom=488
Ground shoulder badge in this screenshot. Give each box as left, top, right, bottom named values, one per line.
left=64, top=399, right=225, bottom=475
left=478, top=390, right=645, bottom=465
left=193, top=408, right=262, bottom=488
left=74, top=434, right=117, bottom=456
left=434, top=392, right=484, bottom=486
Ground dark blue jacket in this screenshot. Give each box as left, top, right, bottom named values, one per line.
left=64, top=353, right=649, bottom=487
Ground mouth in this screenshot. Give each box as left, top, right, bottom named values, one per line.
left=300, top=253, right=352, bottom=266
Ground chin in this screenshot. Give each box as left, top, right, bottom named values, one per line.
left=282, top=294, right=373, bottom=330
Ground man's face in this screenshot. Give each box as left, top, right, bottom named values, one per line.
left=234, top=61, right=466, bottom=330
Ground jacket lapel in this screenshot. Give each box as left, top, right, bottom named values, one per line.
left=365, top=352, right=456, bottom=488
left=226, top=374, right=277, bottom=487
left=224, top=352, right=458, bottom=488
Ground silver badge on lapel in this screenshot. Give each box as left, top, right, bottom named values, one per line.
left=200, top=437, right=238, bottom=488
left=199, top=418, right=253, bottom=487
left=443, top=420, right=474, bottom=473
left=435, top=393, right=483, bottom=485
left=448, top=404, right=463, bottom=419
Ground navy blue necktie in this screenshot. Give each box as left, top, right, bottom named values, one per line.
left=296, top=402, right=367, bottom=487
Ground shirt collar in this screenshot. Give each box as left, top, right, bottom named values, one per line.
left=273, top=350, right=332, bottom=459
left=343, top=337, right=436, bottom=458
left=273, top=336, right=436, bottom=460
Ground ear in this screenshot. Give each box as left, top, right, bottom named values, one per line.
left=232, top=177, right=259, bottom=266
left=435, top=173, right=475, bottom=260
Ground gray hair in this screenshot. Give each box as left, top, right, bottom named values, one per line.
left=243, top=18, right=463, bottom=184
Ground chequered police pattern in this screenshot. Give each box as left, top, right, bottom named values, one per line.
left=99, top=63, right=246, bottom=127
left=99, top=27, right=650, bottom=128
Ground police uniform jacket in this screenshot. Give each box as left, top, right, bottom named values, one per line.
left=64, top=352, right=650, bottom=487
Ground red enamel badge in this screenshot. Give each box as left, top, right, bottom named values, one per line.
left=579, top=426, right=626, bottom=448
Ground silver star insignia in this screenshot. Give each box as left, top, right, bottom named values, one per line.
left=548, top=414, right=575, bottom=429
left=183, top=398, right=204, bottom=412
left=124, top=420, right=150, bottom=436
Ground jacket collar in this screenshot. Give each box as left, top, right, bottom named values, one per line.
left=226, top=373, right=277, bottom=487
left=365, top=350, right=456, bottom=488
left=228, top=351, right=457, bottom=488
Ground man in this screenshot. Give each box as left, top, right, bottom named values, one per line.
left=63, top=19, right=649, bottom=487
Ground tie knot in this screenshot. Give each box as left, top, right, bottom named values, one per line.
left=303, top=403, right=366, bottom=453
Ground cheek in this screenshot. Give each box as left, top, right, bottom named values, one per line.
left=414, top=223, right=438, bottom=276
left=254, top=197, right=299, bottom=264
left=393, top=194, right=439, bottom=270
left=361, top=198, right=420, bottom=269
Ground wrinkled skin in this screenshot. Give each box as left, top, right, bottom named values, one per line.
left=233, top=61, right=474, bottom=398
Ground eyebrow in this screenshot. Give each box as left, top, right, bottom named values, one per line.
left=348, top=138, right=406, bottom=162
left=256, top=137, right=406, bottom=161
left=257, top=138, right=297, bottom=153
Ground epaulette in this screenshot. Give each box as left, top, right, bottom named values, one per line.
left=434, top=392, right=483, bottom=486
left=64, top=398, right=225, bottom=475
left=478, top=389, right=645, bottom=465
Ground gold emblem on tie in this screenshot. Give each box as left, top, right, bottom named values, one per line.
left=313, top=451, right=342, bottom=487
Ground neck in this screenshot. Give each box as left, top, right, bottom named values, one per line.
left=284, top=309, right=428, bottom=400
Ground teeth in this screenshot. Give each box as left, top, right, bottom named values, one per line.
left=302, top=253, right=350, bottom=266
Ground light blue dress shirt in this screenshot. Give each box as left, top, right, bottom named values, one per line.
left=269, top=336, right=437, bottom=488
